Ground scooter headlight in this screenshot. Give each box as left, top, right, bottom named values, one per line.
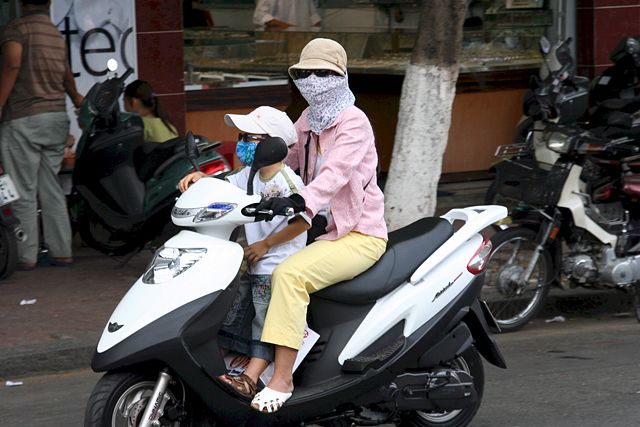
left=172, top=203, right=236, bottom=223
left=545, top=130, right=572, bottom=153
left=142, top=247, right=207, bottom=284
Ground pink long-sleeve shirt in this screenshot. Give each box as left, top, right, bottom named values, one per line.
left=286, top=105, right=388, bottom=241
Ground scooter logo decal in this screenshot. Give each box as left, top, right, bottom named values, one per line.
left=432, top=272, right=463, bottom=302
left=108, top=322, right=124, bottom=332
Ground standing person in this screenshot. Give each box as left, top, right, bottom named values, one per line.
left=253, top=0, right=321, bottom=30
left=0, top=0, right=83, bottom=270
left=123, top=80, right=178, bottom=143
left=247, top=38, right=388, bottom=413
left=178, top=106, right=311, bottom=400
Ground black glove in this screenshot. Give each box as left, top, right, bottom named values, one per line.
left=256, top=193, right=306, bottom=216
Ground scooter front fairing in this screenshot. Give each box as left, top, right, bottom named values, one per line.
left=94, top=231, right=243, bottom=360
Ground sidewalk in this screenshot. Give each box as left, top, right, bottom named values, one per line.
left=0, top=180, right=634, bottom=380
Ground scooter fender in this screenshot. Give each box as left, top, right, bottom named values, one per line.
left=96, top=230, right=243, bottom=353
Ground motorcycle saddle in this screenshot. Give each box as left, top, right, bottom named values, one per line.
left=314, top=217, right=454, bottom=304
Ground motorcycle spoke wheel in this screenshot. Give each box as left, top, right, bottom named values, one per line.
left=482, top=227, right=551, bottom=332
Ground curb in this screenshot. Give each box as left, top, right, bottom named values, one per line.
left=0, top=336, right=96, bottom=381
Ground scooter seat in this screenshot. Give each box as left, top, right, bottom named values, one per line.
left=313, top=217, right=454, bottom=304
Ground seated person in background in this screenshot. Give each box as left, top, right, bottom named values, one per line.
left=178, top=106, right=310, bottom=400
left=253, top=0, right=321, bottom=30
left=124, top=80, right=178, bottom=143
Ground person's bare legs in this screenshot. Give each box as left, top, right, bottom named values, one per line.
left=267, top=345, right=297, bottom=392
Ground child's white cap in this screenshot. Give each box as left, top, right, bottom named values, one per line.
left=224, top=106, right=298, bottom=146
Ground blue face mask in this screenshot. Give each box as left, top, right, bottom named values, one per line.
left=236, top=140, right=257, bottom=166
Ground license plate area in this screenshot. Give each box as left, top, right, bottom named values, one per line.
left=0, top=175, right=20, bottom=206
left=495, top=143, right=529, bottom=158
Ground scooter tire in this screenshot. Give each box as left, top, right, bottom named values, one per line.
left=399, top=348, right=484, bottom=427
left=0, top=224, right=18, bottom=280
left=84, top=370, right=195, bottom=427
left=77, top=208, right=141, bottom=256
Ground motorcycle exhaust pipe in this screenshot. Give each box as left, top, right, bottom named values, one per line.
left=14, top=227, right=26, bottom=242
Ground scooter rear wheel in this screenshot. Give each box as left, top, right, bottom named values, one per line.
left=0, top=224, right=18, bottom=280
left=84, top=371, right=194, bottom=427
left=399, top=348, right=484, bottom=427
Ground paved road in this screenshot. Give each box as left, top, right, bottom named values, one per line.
left=2, top=316, right=640, bottom=427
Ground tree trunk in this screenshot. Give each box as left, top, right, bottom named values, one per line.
left=384, top=1, right=469, bottom=231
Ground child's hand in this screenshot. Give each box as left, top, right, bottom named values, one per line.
left=244, top=240, right=270, bottom=264
left=178, top=171, right=207, bottom=193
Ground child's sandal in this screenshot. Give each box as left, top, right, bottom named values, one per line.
left=250, top=386, right=292, bottom=413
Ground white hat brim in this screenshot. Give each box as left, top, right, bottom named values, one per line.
left=224, top=114, right=267, bottom=135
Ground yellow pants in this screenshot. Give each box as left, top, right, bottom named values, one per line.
left=261, top=232, right=387, bottom=350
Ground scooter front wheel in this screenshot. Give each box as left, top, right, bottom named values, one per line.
left=84, top=371, right=194, bottom=427
left=482, top=227, right=552, bottom=333
left=399, top=348, right=484, bottom=427
left=78, top=208, right=141, bottom=256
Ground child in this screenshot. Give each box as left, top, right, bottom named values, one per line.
left=178, top=106, right=310, bottom=400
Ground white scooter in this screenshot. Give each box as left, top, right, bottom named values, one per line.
left=84, top=135, right=507, bottom=427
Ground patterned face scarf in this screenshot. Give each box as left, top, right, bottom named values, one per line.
left=294, top=74, right=355, bottom=134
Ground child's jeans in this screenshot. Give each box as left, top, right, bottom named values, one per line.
left=218, top=273, right=275, bottom=362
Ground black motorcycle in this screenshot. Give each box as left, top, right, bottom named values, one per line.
left=70, top=62, right=230, bottom=256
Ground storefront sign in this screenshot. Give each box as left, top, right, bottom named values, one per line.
left=52, top=0, right=138, bottom=140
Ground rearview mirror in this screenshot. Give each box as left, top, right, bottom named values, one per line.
left=247, top=136, right=288, bottom=195
left=184, top=131, right=201, bottom=171
left=539, top=37, right=551, bottom=55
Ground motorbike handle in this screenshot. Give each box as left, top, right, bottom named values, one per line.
left=242, top=206, right=294, bottom=218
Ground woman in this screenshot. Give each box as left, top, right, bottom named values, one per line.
left=249, top=38, right=388, bottom=413
left=123, top=79, right=178, bottom=143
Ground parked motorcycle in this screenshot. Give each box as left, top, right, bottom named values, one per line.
left=483, top=37, right=640, bottom=332
left=0, top=162, right=23, bottom=279
left=70, top=60, right=230, bottom=256
left=84, top=136, right=507, bottom=427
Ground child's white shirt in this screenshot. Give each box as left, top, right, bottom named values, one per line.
left=227, top=164, right=310, bottom=275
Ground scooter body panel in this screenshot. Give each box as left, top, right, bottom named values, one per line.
left=339, top=233, right=482, bottom=363
left=96, top=230, right=243, bottom=352
left=557, top=165, right=617, bottom=246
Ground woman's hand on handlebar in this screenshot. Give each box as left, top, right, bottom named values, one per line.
left=178, top=171, right=207, bottom=193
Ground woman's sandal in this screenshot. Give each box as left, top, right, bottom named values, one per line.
left=215, top=373, right=257, bottom=401
left=250, top=387, right=293, bottom=413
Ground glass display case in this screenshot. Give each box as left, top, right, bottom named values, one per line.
left=184, top=2, right=552, bottom=87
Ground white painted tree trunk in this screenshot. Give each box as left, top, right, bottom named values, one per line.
left=384, top=63, right=459, bottom=230
left=384, top=1, right=468, bottom=231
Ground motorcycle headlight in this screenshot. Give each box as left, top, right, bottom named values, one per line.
left=142, top=247, right=207, bottom=284
left=545, top=131, right=572, bottom=153
left=171, top=202, right=236, bottom=223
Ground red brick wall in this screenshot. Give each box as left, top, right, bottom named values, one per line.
left=577, top=0, right=640, bottom=78
left=135, top=0, right=186, bottom=134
